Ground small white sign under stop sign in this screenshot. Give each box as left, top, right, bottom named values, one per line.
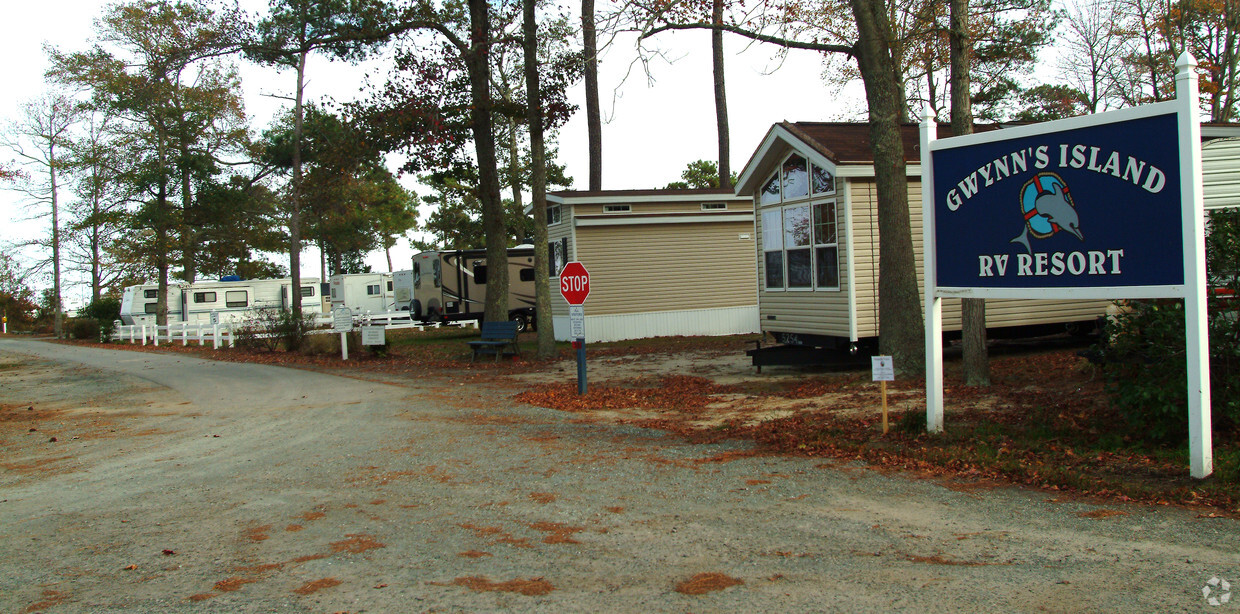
left=569, top=305, right=585, bottom=339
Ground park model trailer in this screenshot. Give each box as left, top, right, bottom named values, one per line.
left=733, top=121, right=1240, bottom=366
left=540, top=189, right=759, bottom=343
left=328, top=272, right=397, bottom=314
left=392, top=247, right=537, bottom=331
left=119, top=277, right=322, bottom=326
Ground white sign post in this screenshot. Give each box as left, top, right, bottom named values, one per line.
left=333, top=307, right=353, bottom=361
left=872, top=356, right=895, bottom=434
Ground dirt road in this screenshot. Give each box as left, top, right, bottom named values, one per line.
left=1, top=338, right=1236, bottom=612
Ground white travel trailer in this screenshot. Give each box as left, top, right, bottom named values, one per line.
left=119, top=277, right=322, bottom=326
left=328, top=272, right=397, bottom=314
left=393, top=246, right=537, bottom=331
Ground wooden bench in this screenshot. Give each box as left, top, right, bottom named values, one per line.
left=467, top=320, right=521, bottom=362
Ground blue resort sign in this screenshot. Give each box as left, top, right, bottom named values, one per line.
left=931, top=109, right=1184, bottom=293
left=921, top=53, right=1213, bottom=479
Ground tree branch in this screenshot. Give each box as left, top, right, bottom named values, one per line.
left=641, top=22, right=855, bottom=58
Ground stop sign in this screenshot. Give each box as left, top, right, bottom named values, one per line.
left=558, top=261, right=590, bottom=305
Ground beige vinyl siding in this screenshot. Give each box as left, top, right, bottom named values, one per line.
left=574, top=221, right=757, bottom=316
left=547, top=209, right=574, bottom=317
left=1203, top=138, right=1240, bottom=210
left=757, top=195, right=852, bottom=337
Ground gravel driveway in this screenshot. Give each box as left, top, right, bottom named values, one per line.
left=1, top=337, right=1236, bottom=612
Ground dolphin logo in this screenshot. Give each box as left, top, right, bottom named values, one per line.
left=1011, top=173, right=1084, bottom=254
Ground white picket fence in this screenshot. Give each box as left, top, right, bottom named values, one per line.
left=112, top=321, right=240, bottom=349
left=110, top=312, right=478, bottom=350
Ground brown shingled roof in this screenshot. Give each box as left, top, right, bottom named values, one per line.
left=785, top=121, right=1001, bottom=163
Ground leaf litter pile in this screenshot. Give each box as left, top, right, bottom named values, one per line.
left=515, top=347, right=1240, bottom=515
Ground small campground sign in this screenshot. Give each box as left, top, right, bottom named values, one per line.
left=921, top=53, right=1213, bottom=478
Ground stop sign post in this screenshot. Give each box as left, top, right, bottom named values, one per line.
left=558, top=262, right=589, bottom=395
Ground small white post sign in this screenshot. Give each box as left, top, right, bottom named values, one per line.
left=569, top=304, right=585, bottom=340
left=361, top=325, right=386, bottom=346
left=333, top=307, right=353, bottom=360
left=872, top=356, right=894, bottom=435
left=871, top=356, right=895, bottom=382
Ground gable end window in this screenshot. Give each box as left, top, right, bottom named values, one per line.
left=547, top=204, right=562, bottom=225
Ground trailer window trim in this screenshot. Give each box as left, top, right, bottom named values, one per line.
left=300, top=285, right=314, bottom=297
left=144, top=302, right=158, bottom=314
left=783, top=203, right=813, bottom=290
left=225, top=290, right=248, bottom=308
left=193, top=291, right=217, bottom=303
left=760, top=154, right=837, bottom=208
left=143, top=289, right=158, bottom=299
left=814, top=200, right=841, bottom=291
left=761, top=208, right=784, bottom=290
left=367, top=284, right=381, bottom=296
left=761, top=198, right=841, bottom=293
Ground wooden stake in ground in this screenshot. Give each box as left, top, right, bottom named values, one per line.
left=871, top=356, right=894, bottom=435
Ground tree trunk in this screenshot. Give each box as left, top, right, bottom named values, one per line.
left=950, top=0, right=989, bottom=386
left=181, top=165, right=197, bottom=282
left=49, top=144, right=62, bottom=338
left=290, top=49, right=307, bottom=318
left=850, top=0, right=924, bottom=375
left=467, top=0, right=509, bottom=325
left=508, top=121, right=524, bottom=212
left=525, top=0, right=555, bottom=358
left=582, top=0, right=602, bottom=191
left=712, top=0, right=731, bottom=189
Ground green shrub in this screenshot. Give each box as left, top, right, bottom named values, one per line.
left=1098, top=209, right=1240, bottom=444
left=81, top=297, right=121, bottom=341
left=70, top=318, right=101, bottom=341
left=233, top=308, right=317, bottom=352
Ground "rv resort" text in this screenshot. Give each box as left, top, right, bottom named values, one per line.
left=977, top=249, right=1126, bottom=278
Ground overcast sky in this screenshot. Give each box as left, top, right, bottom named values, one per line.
left=0, top=0, right=865, bottom=306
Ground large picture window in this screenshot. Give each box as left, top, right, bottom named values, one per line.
left=758, top=153, right=840, bottom=292
left=760, top=199, right=840, bottom=292
left=761, top=209, right=783, bottom=289
left=783, top=204, right=812, bottom=288
left=814, top=202, right=840, bottom=289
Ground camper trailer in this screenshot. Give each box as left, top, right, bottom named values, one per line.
left=119, top=277, right=322, bottom=326
left=328, top=272, right=397, bottom=314
left=393, top=247, right=537, bottom=331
